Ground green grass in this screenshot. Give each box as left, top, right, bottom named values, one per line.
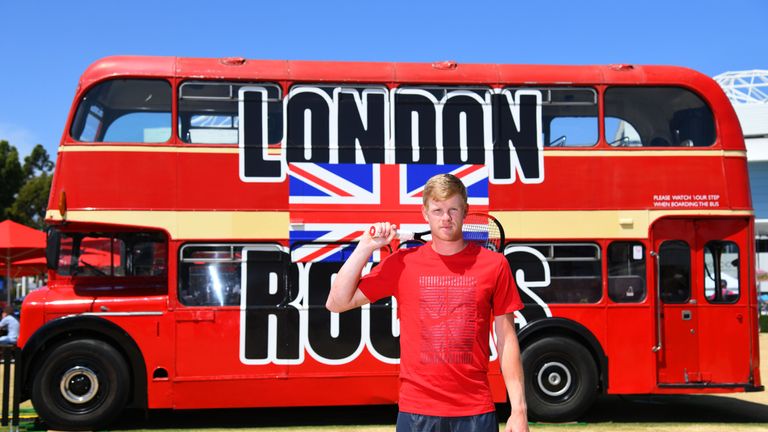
left=7, top=416, right=768, bottom=432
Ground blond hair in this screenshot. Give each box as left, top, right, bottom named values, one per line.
left=422, top=174, right=468, bottom=209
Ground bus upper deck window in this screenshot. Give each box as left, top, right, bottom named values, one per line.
left=507, top=87, right=598, bottom=147
left=70, top=79, right=172, bottom=143
left=178, top=81, right=283, bottom=145
left=604, top=87, right=715, bottom=147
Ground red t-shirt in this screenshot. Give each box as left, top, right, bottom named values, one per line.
left=358, top=242, right=523, bottom=416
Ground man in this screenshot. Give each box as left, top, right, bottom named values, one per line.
left=0, top=305, right=20, bottom=345
left=327, top=173, right=528, bottom=432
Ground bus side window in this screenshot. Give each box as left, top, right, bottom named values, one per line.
left=125, top=234, right=168, bottom=276
left=604, top=87, right=715, bottom=147
left=511, top=243, right=602, bottom=304
left=605, top=117, right=642, bottom=147
left=545, top=88, right=598, bottom=147
left=704, top=241, right=740, bottom=303
left=178, top=81, right=283, bottom=145
left=507, top=88, right=598, bottom=148
left=179, top=245, right=244, bottom=307
left=607, top=242, right=646, bottom=302
left=70, top=79, right=172, bottom=143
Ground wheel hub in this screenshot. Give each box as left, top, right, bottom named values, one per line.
left=537, top=361, right=572, bottom=397
left=548, top=372, right=562, bottom=386
left=60, top=366, right=99, bottom=404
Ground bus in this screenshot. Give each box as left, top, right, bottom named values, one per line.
left=13, top=56, right=762, bottom=429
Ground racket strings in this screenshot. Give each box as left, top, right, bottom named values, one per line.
left=462, top=214, right=502, bottom=251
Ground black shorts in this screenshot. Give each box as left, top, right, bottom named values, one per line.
left=396, top=411, right=498, bottom=432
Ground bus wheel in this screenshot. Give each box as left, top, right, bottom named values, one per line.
left=31, top=339, right=130, bottom=430
left=522, top=336, right=598, bottom=422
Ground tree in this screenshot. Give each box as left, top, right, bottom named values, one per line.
left=8, top=174, right=52, bottom=229
left=6, top=144, right=54, bottom=229
left=0, top=140, right=24, bottom=219
left=24, top=144, right=54, bottom=178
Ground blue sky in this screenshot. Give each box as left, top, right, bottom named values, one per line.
left=1, top=0, right=766, bottom=159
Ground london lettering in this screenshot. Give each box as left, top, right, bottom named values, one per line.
left=239, top=85, right=543, bottom=184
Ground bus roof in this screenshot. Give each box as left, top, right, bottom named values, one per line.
left=80, top=55, right=719, bottom=90
left=74, top=56, right=743, bottom=150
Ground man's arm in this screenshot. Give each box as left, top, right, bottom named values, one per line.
left=495, top=313, right=529, bottom=432
left=325, top=222, right=397, bottom=313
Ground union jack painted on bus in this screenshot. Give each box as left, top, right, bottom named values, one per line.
left=398, top=164, right=488, bottom=206
left=288, top=163, right=380, bottom=205
left=288, top=163, right=489, bottom=262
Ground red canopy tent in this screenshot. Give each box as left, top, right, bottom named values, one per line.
left=0, top=256, right=46, bottom=278
left=0, top=220, right=46, bottom=303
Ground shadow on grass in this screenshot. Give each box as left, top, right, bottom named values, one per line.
left=109, top=405, right=400, bottom=430
left=30, top=394, right=768, bottom=430
left=579, top=394, right=768, bottom=424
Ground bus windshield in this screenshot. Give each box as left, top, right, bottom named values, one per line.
left=54, top=230, right=167, bottom=278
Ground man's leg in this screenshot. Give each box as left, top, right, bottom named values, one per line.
left=448, top=412, right=498, bottom=432
left=396, top=412, right=439, bottom=432
left=396, top=411, right=497, bottom=432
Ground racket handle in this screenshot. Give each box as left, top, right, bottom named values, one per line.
left=398, top=231, right=415, bottom=241
left=367, top=225, right=414, bottom=241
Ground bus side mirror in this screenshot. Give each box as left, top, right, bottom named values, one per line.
left=46, top=229, right=61, bottom=270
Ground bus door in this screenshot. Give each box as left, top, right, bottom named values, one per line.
left=173, top=244, right=293, bottom=406
left=652, top=218, right=753, bottom=386
left=652, top=219, right=699, bottom=385
left=694, top=218, right=752, bottom=385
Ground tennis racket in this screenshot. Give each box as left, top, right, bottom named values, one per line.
left=368, top=212, right=505, bottom=252
left=462, top=212, right=505, bottom=252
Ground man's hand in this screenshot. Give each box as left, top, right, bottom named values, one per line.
left=505, top=413, right=529, bottom=432
left=496, top=313, right=529, bottom=432
left=360, top=222, right=398, bottom=251
left=325, top=221, right=397, bottom=314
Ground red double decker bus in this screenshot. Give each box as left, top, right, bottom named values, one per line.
left=14, top=56, right=762, bottom=429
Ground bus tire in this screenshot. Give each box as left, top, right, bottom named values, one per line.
left=522, top=336, right=598, bottom=422
left=31, top=339, right=130, bottom=430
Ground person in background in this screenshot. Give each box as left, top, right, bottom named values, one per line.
left=0, top=305, right=20, bottom=345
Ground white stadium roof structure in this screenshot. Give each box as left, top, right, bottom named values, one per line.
left=715, top=70, right=768, bottom=104
left=714, top=70, right=768, bottom=142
